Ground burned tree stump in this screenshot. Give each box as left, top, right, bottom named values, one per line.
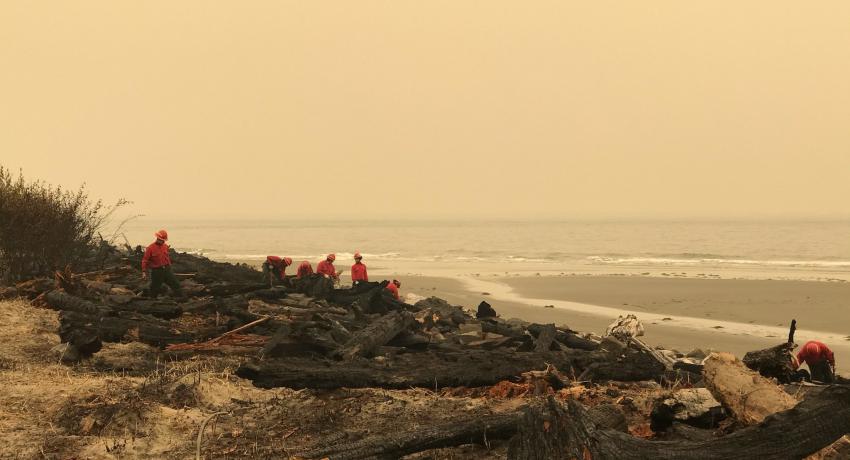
left=533, top=323, right=557, bottom=352
left=742, top=342, right=796, bottom=383
left=508, top=386, right=850, bottom=459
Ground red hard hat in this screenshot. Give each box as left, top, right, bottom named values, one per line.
left=327, top=253, right=336, bottom=262
left=354, top=251, right=362, bottom=259
left=283, top=257, right=293, bottom=266
left=155, top=229, right=168, bottom=241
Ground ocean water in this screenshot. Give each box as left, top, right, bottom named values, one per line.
left=116, top=219, right=850, bottom=281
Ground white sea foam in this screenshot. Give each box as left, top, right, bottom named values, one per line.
left=588, top=256, right=850, bottom=269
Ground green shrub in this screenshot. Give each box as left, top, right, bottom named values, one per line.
left=0, top=166, right=128, bottom=283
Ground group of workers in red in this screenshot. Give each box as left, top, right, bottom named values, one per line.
left=262, top=251, right=402, bottom=299
left=142, top=229, right=835, bottom=381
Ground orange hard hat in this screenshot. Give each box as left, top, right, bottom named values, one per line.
left=354, top=251, right=362, bottom=259
left=155, top=229, right=168, bottom=241
left=327, top=253, right=336, bottom=262
left=283, top=257, right=293, bottom=266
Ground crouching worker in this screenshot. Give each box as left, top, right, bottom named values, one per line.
left=263, top=256, right=292, bottom=287
left=793, top=340, right=835, bottom=383
left=317, top=253, right=339, bottom=280
left=385, top=279, right=401, bottom=300
left=296, top=260, right=314, bottom=278
left=141, top=229, right=184, bottom=298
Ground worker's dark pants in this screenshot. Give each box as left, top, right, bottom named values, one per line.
left=262, top=263, right=284, bottom=286
left=810, top=361, right=834, bottom=383
left=149, top=266, right=182, bottom=297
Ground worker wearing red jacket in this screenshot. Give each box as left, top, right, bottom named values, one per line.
left=793, top=340, right=836, bottom=383
left=385, top=279, right=401, bottom=300
left=351, top=252, right=368, bottom=285
left=317, top=254, right=338, bottom=279
left=296, top=261, right=314, bottom=279
left=263, top=256, right=292, bottom=286
left=141, top=229, right=183, bottom=298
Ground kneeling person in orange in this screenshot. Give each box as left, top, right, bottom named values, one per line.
left=385, top=279, right=401, bottom=300
left=351, top=252, right=368, bottom=285
left=317, top=254, right=339, bottom=280
left=793, top=340, right=835, bottom=383
left=296, top=261, right=314, bottom=279
left=141, top=229, right=183, bottom=298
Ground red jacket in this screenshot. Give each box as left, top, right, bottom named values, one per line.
left=266, top=256, right=286, bottom=270
left=317, top=260, right=336, bottom=277
left=297, top=261, right=313, bottom=278
left=351, top=262, right=368, bottom=282
left=797, top=341, right=835, bottom=367
left=142, top=242, right=172, bottom=271
left=385, top=282, right=399, bottom=299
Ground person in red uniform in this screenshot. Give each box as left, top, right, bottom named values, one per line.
left=317, top=254, right=338, bottom=279
left=296, top=260, right=314, bottom=279
left=351, top=251, right=368, bottom=285
left=385, top=279, right=401, bottom=300
left=263, top=256, right=292, bottom=286
left=141, top=229, right=183, bottom=298
left=793, top=340, right=835, bottom=383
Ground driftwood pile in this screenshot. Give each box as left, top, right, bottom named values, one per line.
left=2, top=247, right=850, bottom=459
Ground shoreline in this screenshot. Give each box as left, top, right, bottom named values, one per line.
left=398, top=274, right=850, bottom=370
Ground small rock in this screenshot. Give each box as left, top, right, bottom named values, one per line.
left=543, top=304, right=554, bottom=309
left=50, top=343, right=81, bottom=363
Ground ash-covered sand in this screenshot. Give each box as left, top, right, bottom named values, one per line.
left=0, top=299, right=667, bottom=459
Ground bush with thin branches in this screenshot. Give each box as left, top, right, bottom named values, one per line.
left=0, top=166, right=129, bottom=283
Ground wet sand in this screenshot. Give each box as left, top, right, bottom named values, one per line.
left=500, top=276, right=850, bottom=336
left=399, top=275, right=850, bottom=363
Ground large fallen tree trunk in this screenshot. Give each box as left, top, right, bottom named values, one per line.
left=237, top=349, right=605, bottom=390
left=43, top=290, right=182, bottom=319
left=508, top=386, right=850, bottom=459
left=298, top=402, right=627, bottom=460
left=298, top=410, right=524, bottom=460
left=702, top=352, right=797, bottom=425
left=58, top=310, right=199, bottom=356
left=334, top=310, right=414, bottom=359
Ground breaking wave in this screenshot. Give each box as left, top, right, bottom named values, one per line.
left=587, top=256, right=850, bottom=269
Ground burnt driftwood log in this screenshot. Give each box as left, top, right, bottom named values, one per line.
left=508, top=386, right=850, bottom=459
left=58, top=310, right=199, bottom=356
left=334, top=310, right=415, bottom=360
left=237, top=349, right=604, bottom=390
left=43, top=290, right=182, bottom=319
left=742, top=342, right=796, bottom=383
left=299, top=410, right=524, bottom=460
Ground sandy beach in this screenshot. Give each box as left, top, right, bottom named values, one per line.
left=400, top=274, right=850, bottom=366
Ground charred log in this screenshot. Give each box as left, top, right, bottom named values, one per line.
left=237, top=349, right=604, bottom=390
left=299, top=410, right=524, bottom=460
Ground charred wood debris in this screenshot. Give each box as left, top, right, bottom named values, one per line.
left=2, top=246, right=849, bottom=459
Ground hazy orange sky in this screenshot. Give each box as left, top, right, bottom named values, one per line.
left=2, top=2, right=849, bottom=220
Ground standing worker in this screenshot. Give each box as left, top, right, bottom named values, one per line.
left=296, top=260, right=314, bottom=279
left=263, top=256, right=292, bottom=286
left=385, top=279, right=401, bottom=300
left=351, top=251, right=368, bottom=285
left=793, top=340, right=836, bottom=383
left=141, top=229, right=184, bottom=298
left=317, top=253, right=339, bottom=279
